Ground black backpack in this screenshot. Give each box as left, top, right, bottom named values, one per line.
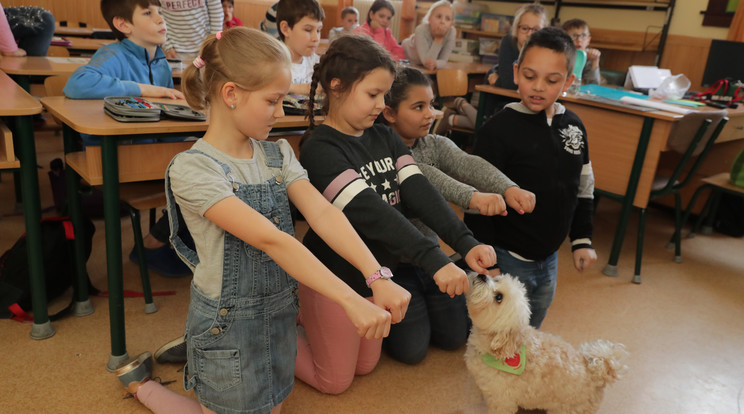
left=0, top=216, right=97, bottom=320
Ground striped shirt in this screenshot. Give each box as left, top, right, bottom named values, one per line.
left=160, top=0, right=224, bottom=54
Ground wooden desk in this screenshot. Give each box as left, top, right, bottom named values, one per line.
left=413, top=61, right=492, bottom=76
left=475, top=85, right=685, bottom=278
left=55, top=26, right=111, bottom=38
left=40, top=96, right=313, bottom=370
left=67, top=38, right=115, bottom=53
left=0, top=72, right=52, bottom=339
left=0, top=56, right=183, bottom=90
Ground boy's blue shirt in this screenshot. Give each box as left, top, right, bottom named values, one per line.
left=63, top=38, right=173, bottom=99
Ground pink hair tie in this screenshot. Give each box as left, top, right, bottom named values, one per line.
left=216, top=31, right=223, bottom=40
left=192, top=56, right=205, bottom=69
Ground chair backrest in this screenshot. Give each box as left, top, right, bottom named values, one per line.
left=46, top=46, right=70, bottom=57
left=436, top=69, right=468, bottom=98
left=661, top=110, right=728, bottom=192
left=44, top=75, right=71, bottom=97
left=666, top=110, right=727, bottom=156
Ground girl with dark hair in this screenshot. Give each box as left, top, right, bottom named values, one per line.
left=381, top=66, right=535, bottom=364
left=297, top=34, right=496, bottom=393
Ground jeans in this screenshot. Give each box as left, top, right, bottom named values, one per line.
left=493, top=246, right=558, bottom=328
left=4, top=7, right=55, bottom=56
left=382, top=263, right=470, bottom=365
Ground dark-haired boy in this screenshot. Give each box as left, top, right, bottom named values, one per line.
left=465, top=27, right=597, bottom=328
left=64, top=0, right=190, bottom=277
left=64, top=0, right=182, bottom=103
left=277, top=0, right=324, bottom=96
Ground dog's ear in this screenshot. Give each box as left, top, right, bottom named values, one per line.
left=490, top=329, right=524, bottom=359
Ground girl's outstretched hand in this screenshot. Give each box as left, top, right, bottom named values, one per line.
left=342, top=296, right=393, bottom=339
left=464, top=244, right=497, bottom=275
left=469, top=191, right=507, bottom=216
left=504, top=186, right=536, bottom=215
left=433, top=262, right=469, bottom=298
left=370, top=279, right=411, bottom=324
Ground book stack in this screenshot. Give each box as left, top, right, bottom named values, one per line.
left=449, top=38, right=481, bottom=63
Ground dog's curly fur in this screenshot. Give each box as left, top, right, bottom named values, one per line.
left=464, top=273, right=629, bottom=414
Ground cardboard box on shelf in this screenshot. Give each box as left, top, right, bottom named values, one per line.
left=449, top=52, right=481, bottom=63
left=452, top=38, right=479, bottom=55
left=479, top=38, right=500, bottom=56
left=480, top=13, right=512, bottom=34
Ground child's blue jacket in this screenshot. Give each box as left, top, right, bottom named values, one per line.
left=64, top=39, right=173, bottom=99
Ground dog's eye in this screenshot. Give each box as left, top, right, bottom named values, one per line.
left=495, top=293, right=503, bottom=303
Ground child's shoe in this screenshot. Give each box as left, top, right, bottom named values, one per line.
left=154, top=336, right=187, bottom=364
left=116, top=352, right=153, bottom=393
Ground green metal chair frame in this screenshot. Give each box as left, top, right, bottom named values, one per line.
left=598, top=110, right=728, bottom=284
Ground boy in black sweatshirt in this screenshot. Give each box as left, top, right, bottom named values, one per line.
left=465, top=27, right=597, bottom=328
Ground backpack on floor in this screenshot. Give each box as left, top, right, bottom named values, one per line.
left=0, top=216, right=97, bottom=321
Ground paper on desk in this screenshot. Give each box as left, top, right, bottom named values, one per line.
left=619, top=96, right=692, bottom=114
left=626, top=66, right=672, bottom=90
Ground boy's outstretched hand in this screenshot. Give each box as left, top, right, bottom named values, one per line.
left=433, top=262, right=469, bottom=298
left=139, top=84, right=185, bottom=99
left=370, top=279, right=411, bottom=324
left=572, top=247, right=597, bottom=272
left=504, top=186, right=536, bottom=215
left=465, top=244, right=497, bottom=275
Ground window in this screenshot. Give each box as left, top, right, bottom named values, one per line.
left=703, top=0, right=740, bottom=27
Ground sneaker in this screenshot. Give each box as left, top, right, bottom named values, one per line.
left=116, top=352, right=153, bottom=389
left=155, top=336, right=187, bottom=364
left=129, top=244, right=191, bottom=278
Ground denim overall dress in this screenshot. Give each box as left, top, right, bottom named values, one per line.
left=165, top=141, right=299, bottom=414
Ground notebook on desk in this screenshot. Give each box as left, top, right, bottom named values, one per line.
left=577, top=84, right=654, bottom=111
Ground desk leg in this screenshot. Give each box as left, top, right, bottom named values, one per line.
left=16, top=115, right=55, bottom=339
left=102, top=138, right=129, bottom=372
left=9, top=76, right=32, bottom=208
left=63, top=126, right=94, bottom=316
left=603, top=117, right=654, bottom=277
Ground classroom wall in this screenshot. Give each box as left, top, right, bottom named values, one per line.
left=474, top=0, right=735, bottom=91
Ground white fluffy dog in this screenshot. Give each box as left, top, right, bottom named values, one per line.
left=464, top=273, right=628, bottom=414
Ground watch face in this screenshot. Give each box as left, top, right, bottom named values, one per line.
left=381, top=267, right=393, bottom=278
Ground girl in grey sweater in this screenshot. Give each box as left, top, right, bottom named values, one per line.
left=378, top=67, right=536, bottom=364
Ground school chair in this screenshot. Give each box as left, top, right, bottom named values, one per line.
left=673, top=172, right=744, bottom=242
left=434, top=68, right=475, bottom=148
left=46, top=45, right=70, bottom=57
left=0, top=120, right=21, bottom=171
left=625, top=110, right=727, bottom=284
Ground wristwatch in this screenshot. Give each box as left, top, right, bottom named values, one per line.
left=365, top=266, right=393, bottom=287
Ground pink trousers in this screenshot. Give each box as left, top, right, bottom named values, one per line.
left=295, top=282, right=382, bottom=394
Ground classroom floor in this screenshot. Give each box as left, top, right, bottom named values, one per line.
left=1, top=128, right=743, bottom=413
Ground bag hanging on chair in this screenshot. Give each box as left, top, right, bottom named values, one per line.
left=731, top=147, right=744, bottom=188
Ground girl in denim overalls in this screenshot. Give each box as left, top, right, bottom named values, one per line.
left=114, top=27, right=411, bottom=414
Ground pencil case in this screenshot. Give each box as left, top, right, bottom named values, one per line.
left=282, top=95, right=322, bottom=116
left=103, top=97, right=206, bottom=122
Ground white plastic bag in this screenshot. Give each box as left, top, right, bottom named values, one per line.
left=649, top=74, right=691, bottom=100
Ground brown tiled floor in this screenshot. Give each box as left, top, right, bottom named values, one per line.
left=1, top=129, right=743, bottom=413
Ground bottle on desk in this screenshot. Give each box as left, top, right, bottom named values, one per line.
left=566, top=49, right=587, bottom=95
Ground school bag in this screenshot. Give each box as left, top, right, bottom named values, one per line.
left=730, top=147, right=744, bottom=188
left=0, top=216, right=97, bottom=321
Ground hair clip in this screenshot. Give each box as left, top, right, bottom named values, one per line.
left=216, top=31, right=223, bottom=40
left=193, top=56, right=205, bottom=69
